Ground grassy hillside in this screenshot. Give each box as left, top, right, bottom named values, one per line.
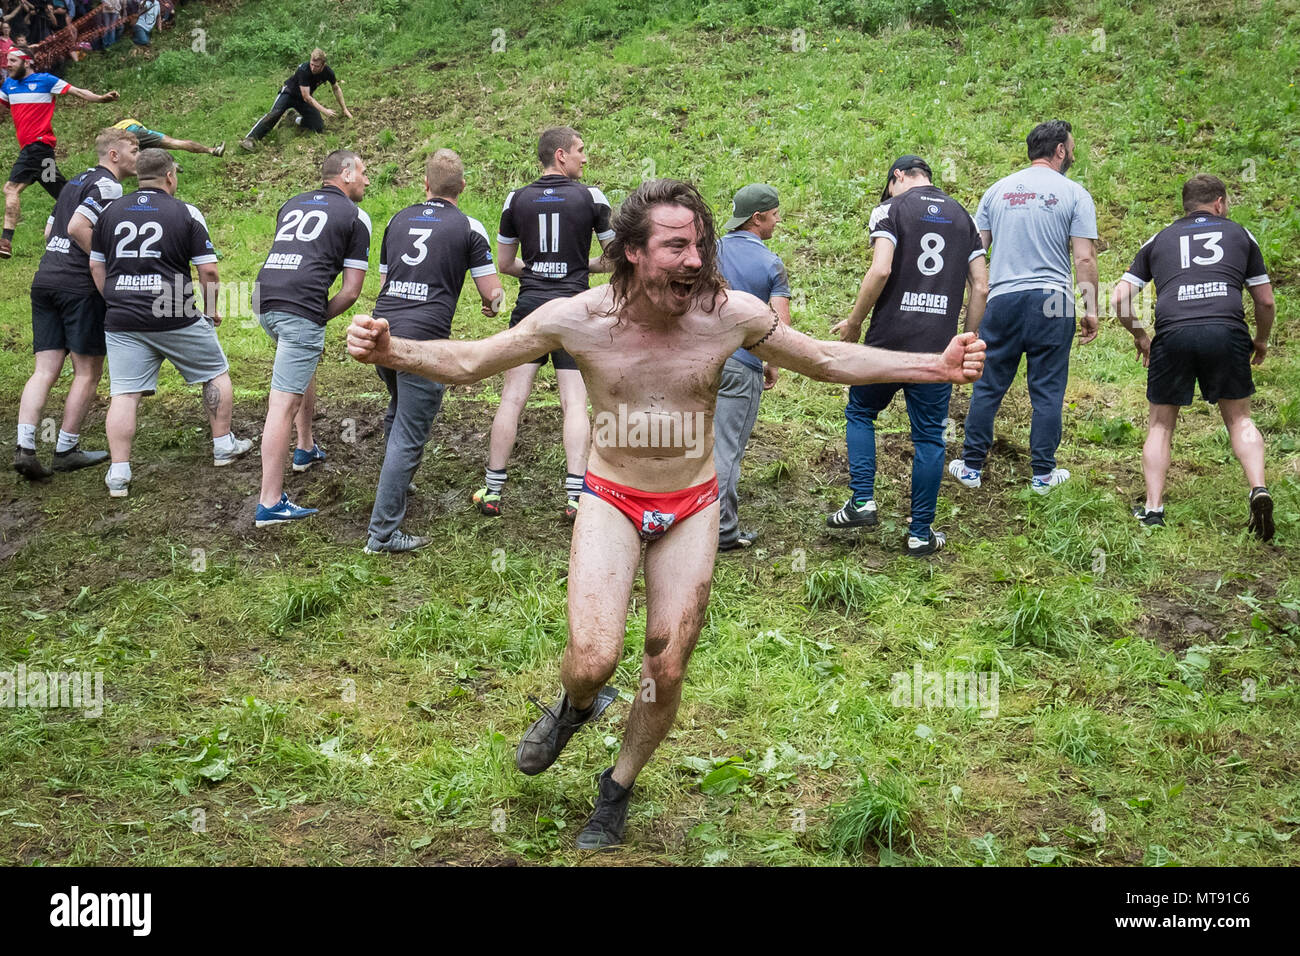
left=0, top=0, right=1298, bottom=865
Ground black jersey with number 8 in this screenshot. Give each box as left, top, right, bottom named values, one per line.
left=863, top=185, right=984, bottom=354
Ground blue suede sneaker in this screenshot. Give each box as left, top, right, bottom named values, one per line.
left=292, top=444, right=326, bottom=473
left=255, top=493, right=318, bottom=527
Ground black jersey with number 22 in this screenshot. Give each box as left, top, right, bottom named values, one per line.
left=89, top=188, right=219, bottom=333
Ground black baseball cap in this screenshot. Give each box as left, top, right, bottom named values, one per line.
left=881, top=155, right=932, bottom=202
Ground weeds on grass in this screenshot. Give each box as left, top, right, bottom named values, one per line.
left=826, top=769, right=915, bottom=855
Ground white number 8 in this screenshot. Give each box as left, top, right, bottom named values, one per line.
left=917, top=232, right=945, bottom=276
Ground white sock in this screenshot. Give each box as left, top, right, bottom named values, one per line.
left=16, top=423, right=36, bottom=450
left=108, top=462, right=131, bottom=482
left=56, top=429, right=79, bottom=453
left=213, top=432, right=236, bottom=455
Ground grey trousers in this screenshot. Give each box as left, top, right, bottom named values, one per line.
left=713, top=356, right=764, bottom=544
left=367, top=367, right=445, bottom=546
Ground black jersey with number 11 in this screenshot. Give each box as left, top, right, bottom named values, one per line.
left=863, top=185, right=984, bottom=354
left=497, top=174, right=614, bottom=299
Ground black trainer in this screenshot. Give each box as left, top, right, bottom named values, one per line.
left=13, top=445, right=52, bottom=481
left=52, top=444, right=109, bottom=472
left=906, top=529, right=946, bottom=557
left=1248, top=487, right=1274, bottom=542
left=827, top=497, right=878, bottom=528
left=1132, top=502, right=1166, bottom=527
left=515, top=686, right=618, bottom=776
left=718, top=530, right=758, bottom=552
left=576, top=767, right=633, bottom=851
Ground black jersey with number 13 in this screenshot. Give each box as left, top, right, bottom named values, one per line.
left=864, top=185, right=984, bottom=354
left=1121, top=213, right=1270, bottom=332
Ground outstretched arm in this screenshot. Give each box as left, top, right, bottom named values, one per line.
left=745, top=302, right=985, bottom=385
left=66, top=86, right=119, bottom=103
left=347, top=299, right=569, bottom=384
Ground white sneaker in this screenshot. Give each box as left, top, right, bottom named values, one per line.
left=947, top=459, right=982, bottom=489
left=106, top=474, right=129, bottom=498
left=1031, top=468, right=1071, bottom=495
left=214, top=435, right=254, bottom=467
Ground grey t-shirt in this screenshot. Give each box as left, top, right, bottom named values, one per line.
left=975, top=165, right=1097, bottom=299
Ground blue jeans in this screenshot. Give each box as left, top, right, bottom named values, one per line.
left=846, top=381, right=951, bottom=539
left=960, top=289, right=1075, bottom=476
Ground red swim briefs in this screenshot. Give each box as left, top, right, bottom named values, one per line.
left=581, top=471, right=719, bottom=541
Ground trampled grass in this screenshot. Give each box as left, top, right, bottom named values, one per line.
left=0, top=0, right=1298, bottom=866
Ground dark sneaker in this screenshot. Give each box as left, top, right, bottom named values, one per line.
left=363, top=530, right=431, bottom=554
left=576, top=768, right=633, bottom=851
left=906, top=529, right=947, bottom=556
left=827, top=497, right=878, bottom=528
left=472, top=486, right=502, bottom=516
left=13, top=445, right=52, bottom=481
left=718, top=530, right=758, bottom=552
left=565, top=496, right=580, bottom=521
left=52, top=444, right=109, bottom=472
left=1132, top=502, right=1166, bottom=528
left=515, top=686, right=618, bottom=776
left=292, top=443, right=326, bottom=473
left=212, top=142, right=226, bottom=157
left=0, top=237, right=11, bottom=259
left=1248, top=487, right=1274, bottom=542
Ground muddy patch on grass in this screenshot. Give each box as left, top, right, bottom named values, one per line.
left=0, top=494, right=42, bottom=561
left=1137, top=594, right=1223, bottom=652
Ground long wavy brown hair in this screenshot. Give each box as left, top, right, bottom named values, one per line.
left=601, top=178, right=728, bottom=316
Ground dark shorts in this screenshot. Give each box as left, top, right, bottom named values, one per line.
left=8, top=142, right=66, bottom=199
left=1147, top=322, right=1255, bottom=406
left=509, top=293, right=578, bottom=370
left=32, top=286, right=106, bottom=356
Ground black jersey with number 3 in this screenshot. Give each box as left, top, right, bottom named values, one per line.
left=32, top=165, right=123, bottom=294
left=89, top=188, right=219, bottom=333
left=863, top=185, right=984, bottom=354
left=497, top=173, right=614, bottom=298
left=255, top=184, right=372, bottom=325
left=375, top=200, right=496, bottom=340
left=1121, top=214, right=1270, bottom=332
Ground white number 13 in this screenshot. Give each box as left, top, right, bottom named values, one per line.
left=1179, top=231, right=1223, bottom=269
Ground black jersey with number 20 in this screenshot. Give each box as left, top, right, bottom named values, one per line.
left=1121, top=213, right=1270, bottom=332
left=863, top=185, right=984, bottom=354
left=497, top=173, right=614, bottom=298
left=90, top=188, right=218, bottom=333
left=255, top=184, right=372, bottom=326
